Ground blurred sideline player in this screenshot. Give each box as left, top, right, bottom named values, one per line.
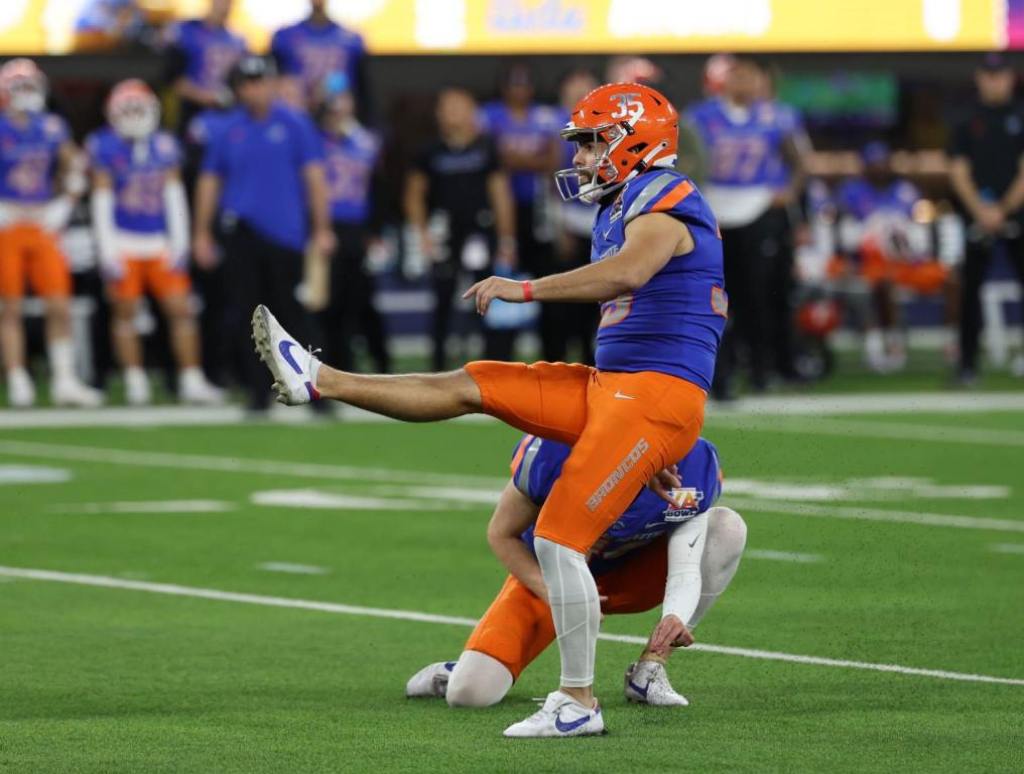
left=162, top=0, right=247, bottom=134
left=0, top=58, right=103, bottom=408
left=253, top=82, right=726, bottom=737
left=687, top=55, right=809, bottom=396
left=316, top=72, right=390, bottom=373
left=271, top=0, right=369, bottom=114
left=836, top=142, right=955, bottom=372
left=406, top=434, right=745, bottom=709
left=87, top=79, right=224, bottom=406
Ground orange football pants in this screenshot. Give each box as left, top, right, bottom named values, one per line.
left=0, top=224, right=71, bottom=298
left=109, top=256, right=191, bottom=302
left=465, top=360, right=706, bottom=554
left=464, top=537, right=669, bottom=680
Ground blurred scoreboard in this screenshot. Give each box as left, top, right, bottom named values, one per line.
left=0, top=0, right=1015, bottom=55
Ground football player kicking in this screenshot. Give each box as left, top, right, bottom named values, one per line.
left=86, top=80, right=224, bottom=406
left=405, top=434, right=746, bottom=712
left=253, top=82, right=727, bottom=737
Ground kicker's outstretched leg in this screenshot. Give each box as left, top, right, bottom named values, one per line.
left=252, top=304, right=481, bottom=420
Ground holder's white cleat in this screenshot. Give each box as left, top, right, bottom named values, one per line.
left=251, top=304, right=321, bottom=406
left=503, top=690, right=605, bottom=738
left=624, top=660, right=689, bottom=707
left=405, top=661, right=456, bottom=699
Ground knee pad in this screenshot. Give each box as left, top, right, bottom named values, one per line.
left=446, top=650, right=513, bottom=708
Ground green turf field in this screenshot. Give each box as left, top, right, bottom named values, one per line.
left=1, top=406, right=1022, bottom=773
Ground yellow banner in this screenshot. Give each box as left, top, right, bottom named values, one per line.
left=0, top=0, right=1005, bottom=55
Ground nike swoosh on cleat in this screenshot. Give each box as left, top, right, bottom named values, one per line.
left=279, top=340, right=305, bottom=375
left=627, top=679, right=649, bottom=699
left=554, top=711, right=594, bottom=733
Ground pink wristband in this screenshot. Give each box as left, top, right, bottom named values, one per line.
left=522, top=280, right=533, bottom=302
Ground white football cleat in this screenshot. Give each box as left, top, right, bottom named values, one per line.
left=503, top=690, right=605, bottom=738
left=405, top=661, right=456, bottom=698
left=251, top=304, right=321, bottom=406
left=624, top=660, right=689, bottom=707
left=7, top=368, right=36, bottom=408
left=179, top=371, right=226, bottom=406
left=52, top=378, right=104, bottom=408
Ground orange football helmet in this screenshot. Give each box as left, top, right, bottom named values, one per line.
left=555, top=82, right=678, bottom=204
left=107, top=79, right=160, bottom=139
left=0, top=58, right=47, bottom=114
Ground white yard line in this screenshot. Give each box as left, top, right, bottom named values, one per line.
left=725, top=497, right=1024, bottom=533
left=50, top=500, right=234, bottom=514
left=0, top=439, right=508, bottom=490
left=989, top=543, right=1024, bottom=555
left=711, top=416, right=1024, bottom=447
left=0, top=392, right=1022, bottom=430
left=258, top=562, right=331, bottom=575
left=745, top=549, right=824, bottom=563
left=0, top=565, right=1020, bottom=688
left=2, top=439, right=1019, bottom=533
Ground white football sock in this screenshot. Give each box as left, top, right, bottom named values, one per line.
left=446, top=650, right=513, bottom=707
left=535, top=536, right=599, bottom=688
left=47, top=338, right=76, bottom=384
left=689, top=506, right=747, bottom=628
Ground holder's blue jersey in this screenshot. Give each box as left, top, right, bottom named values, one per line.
left=512, top=435, right=721, bottom=574
left=837, top=178, right=919, bottom=221
left=86, top=128, right=181, bottom=234
left=322, top=126, right=379, bottom=224
left=686, top=98, right=802, bottom=188
left=592, top=169, right=727, bottom=391
left=0, top=112, right=69, bottom=203
left=270, top=19, right=365, bottom=93
left=164, top=19, right=247, bottom=93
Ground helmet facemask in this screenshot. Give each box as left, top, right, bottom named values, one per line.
left=7, top=78, right=46, bottom=114
left=554, top=124, right=627, bottom=204
left=110, top=96, right=160, bottom=140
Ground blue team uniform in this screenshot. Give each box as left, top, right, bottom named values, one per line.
left=322, top=126, right=380, bottom=225
left=479, top=102, right=562, bottom=203
left=164, top=19, right=247, bottom=92
left=591, top=169, right=727, bottom=391
left=686, top=98, right=803, bottom=188
left=0, top=113, right=69, bottom=204
left=201, top=102, right=324, bottom=251
left=512, top=435, right=722, bottom=575
left=185, top=107, right=242, bottom=150
left=85, top=128, right=181, bottom=234
left=271, top=20, right=365, bottom=94
left=836, top=178, right=919, bottom=221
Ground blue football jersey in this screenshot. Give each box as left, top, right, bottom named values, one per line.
left=0, top=112, right=69, bottom=203
left=86, top=127, right=181, bottom=234
left=271, top=20, right=365, bottom=93
left=837, top=178, right=919, bottom=221
left=164, top=19, right=247, bottom=92
left=322, top=126, right=380, bottom=224
left=591, top=169, right=727, bottom=391
left=686, top=98, right=803, bottom=188
left=479, top=101, right=562, bottom=203
left=512, top=435, right=722, bottom=574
